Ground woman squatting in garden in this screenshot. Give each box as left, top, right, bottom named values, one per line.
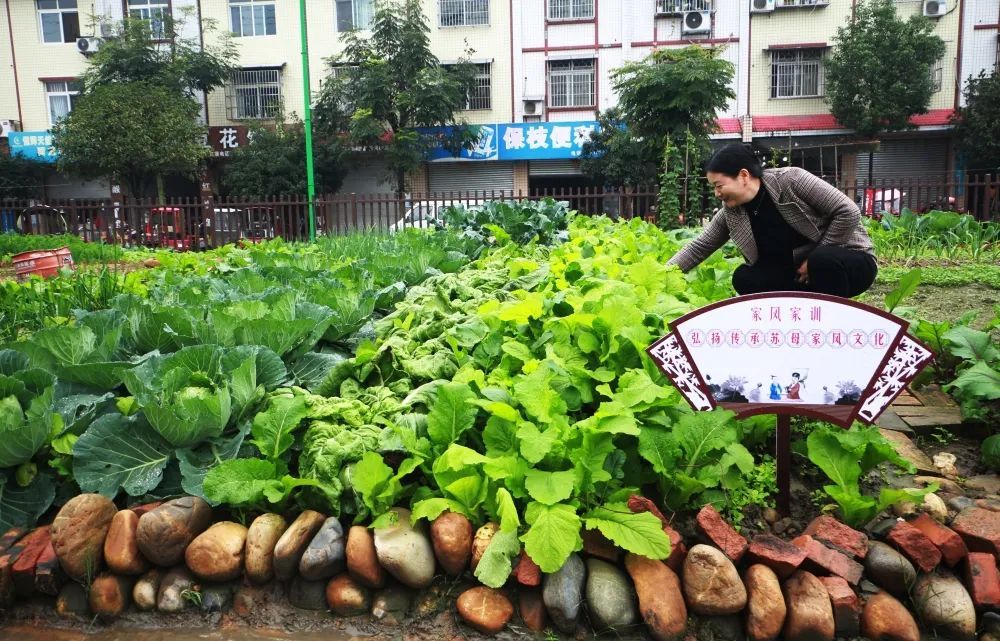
left=667, top=143, right=877, bottom=298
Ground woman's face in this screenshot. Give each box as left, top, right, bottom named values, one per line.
left=707, top=169, right=757, bottom=209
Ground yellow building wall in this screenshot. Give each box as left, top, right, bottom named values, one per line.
left=0, top=1, right=18, bottom=124
left=749, top=1, right=961, bottom=118
left=7, top=0, right=96, bottom=131
left=202, top=0, right=511, bottom=128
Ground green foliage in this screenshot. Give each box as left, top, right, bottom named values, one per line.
left=579, top=108, right=660, bottom=189
left=222, top=119, right=348, bottom=197
left=657, top=139, right=682, bottom=230
left=0, top=154, right=46, bottom=199
left=825, top=0, right=945, bottom=140
left=441, top=198, right=572, bottom=246
left=982, top=434, right=1000, bottom=471
left=883, top=268, right=921, bottom=313
left=806, top=423, right=935, bottom=527
left=867, top=210, right=1000, bottom=263
left=0, top=234, right=154, bottom=266
left=313, top=0, right=479, bottom=193
left=953, top=70, right=1000, bottom=171
left=53, top=82, right=209, bottom=199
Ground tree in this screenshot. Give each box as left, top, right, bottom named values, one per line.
left=582, top=47, right=731, bottom=223
left=0, top=154, right=46, bottom=200
left=825, top=0, right=945, bottom=181
left=52, top=15, right=237, bottom=198
left=312, top=0, right=479, bottom=194
left=222, top=119, right=348, bottom=197
left=952, top=71, right=1000, bottom=172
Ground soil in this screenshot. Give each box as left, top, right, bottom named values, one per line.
left=860, top=282, right=1000, bottom=331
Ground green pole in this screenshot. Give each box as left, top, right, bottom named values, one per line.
left=299, top=0, right=316, bottom=241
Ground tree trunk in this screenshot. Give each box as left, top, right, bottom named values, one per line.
left=156, top=174, right=166, bottom=203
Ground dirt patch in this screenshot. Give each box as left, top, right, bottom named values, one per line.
left=860, top=282, right=1000, bottom=330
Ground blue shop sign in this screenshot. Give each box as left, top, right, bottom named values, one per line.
left=9, top=131, right=58, bottom=163
left=423, top=121, right=600, bottom=162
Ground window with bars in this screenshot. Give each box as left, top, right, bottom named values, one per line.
left=336, top=0, right=373, bottom=31
left=548, top=0, right=593, bottom=20
left=440, top=0, right=488, bottom=26
left=929, top=58, right=943, bottom=92
left=466, top=63, right=491, bottom=109
left=229, top=0, right=275, bottom=37
left=770, top=49, right=824, bottom=98
left=45, top=80, right=81, bottom=125
left=128, top=0, right=170, bottom=39
left=777, top=0, right=829, bottom=6
left=37, top=0, right=79, bottom=44
left=227, top=68, right=282, bottom=119
left=655, top=0, right=712, bottom=14
left=548, top=59, right=595, bottom=108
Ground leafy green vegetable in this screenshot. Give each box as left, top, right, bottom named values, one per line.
left=72, top=412, right=173, bottom=497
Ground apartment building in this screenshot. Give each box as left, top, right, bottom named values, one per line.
left=2, top=0, right=998, bottom=200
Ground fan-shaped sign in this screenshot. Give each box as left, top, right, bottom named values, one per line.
left=647, top=293, right=933, bottom=427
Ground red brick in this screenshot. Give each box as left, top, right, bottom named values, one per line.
left=10, top=526, right=50, bottom=597
left=513, top=551, right=541, bottom=587
left=886, top=521, right=942, bottom=573
left=819, top=576, right=860, bottom=638
left=909, top=513, right=968, bottom=568
left=964, top=552, right=1000, bottom=610
left=951, top=507, right=1000, bottom=556
left=695, top=505, right=747, bottom=563
left=791, top=534, right=864, bottom=586
left=0, top=539, right=27, bottom=607
left=803, top=515, right=868, bottom=559
left=581, top=528, right=620, bottom=563
left=33, top=541, right=63, bottom=596
left=747, top=534, right=807, bottom=579
left=0, top=528, right=25, bottom=555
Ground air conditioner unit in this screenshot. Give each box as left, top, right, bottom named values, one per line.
left=751, top=0, right=776, bottom=13
left=523, top=98, right=544, bottom=116
left=681, top=11, right=712, bottom=35
left=923, top=0, right=947, bottom=17
left=76, top=36, right=103, bottom=55
left=0, top=119, right=21, bottom=138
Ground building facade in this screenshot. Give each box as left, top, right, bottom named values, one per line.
left=2, top=0, right=998, bottom=200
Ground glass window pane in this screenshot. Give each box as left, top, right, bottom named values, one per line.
left=58, top=0, right=77, bottom=8
left=37, top=0, right=58, bottom=9
left=61, top=10, right=79, bottom=42
left=264, top=4, right=275, bottom=34
left=230, top=6, right=241, bottom=35
left=40, top=13, right=62, bottom=43
left=336, top=0, right=353, bottom=31
left=241, top=7, right=253, bottom=36
left=49, top=95, right=69, bottom=123
left=253, top=5, right=264, bottom=35
left=356, top=0, right=373, bottom=28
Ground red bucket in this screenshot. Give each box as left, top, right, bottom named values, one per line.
left=12, top=247, right=75, bottom=281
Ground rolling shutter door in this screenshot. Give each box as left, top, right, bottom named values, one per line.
left=427, top=162, right=514, bottom=194
left=856, top=138, right=948, bottom=180
left=528, top=160, right=582, bottom=176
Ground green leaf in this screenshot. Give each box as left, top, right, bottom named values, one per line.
left=427, top=382, right=479, bottom=445
left=410, top=497, right=469, bottom=522
left=495, top=487, right=520, bottom=532
left=520, top=502, right=582, bottom=573
left=944, top=326, right=1000, bottom=363
left=516, top=422, right=558, bottom=465
left=807, top=428, right=862, bottom=490
left=177, top=422, right=252, bottom=502
left=251, top=395, right=311, bottom=462
left=203, top=458, right=282, bottom=507
left=524, top=469, right=576, bottom=505
left=473, top=529, right=521, bottom=588
left=884, top=268, right=921, bottom=312
left=0, top=471, right=55, bottom=532
left=72, top=413, right=174, bottom=497
left=949, top=361, right=1000, bottom=400
left=583, top=504, right=671, bottom=560
left=637, top=423, right=677, bottom=476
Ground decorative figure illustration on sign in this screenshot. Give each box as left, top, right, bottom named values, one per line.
left=785, top=370, right=808, bottom=400
left=768, top=376, right=782, bottom=401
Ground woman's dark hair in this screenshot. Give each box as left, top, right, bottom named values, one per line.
left=705, top=143, right=763, bottom=178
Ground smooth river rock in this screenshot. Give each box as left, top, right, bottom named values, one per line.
left=861, top=591, right=919, bottom=641
left=543, top=553, right=585, bottom=633
left=912, top=570, right=976, bottom=641
left=585, top=558, right=636, bottom=630
left=682, top=544, right=747, bottom=615
left=624, top=554, right=687, bottom=641
left=51, top=493, right=117, bottom=582
left=373, top=508, right=436, bottom=589
left=782, top=571, right=834, bottom=641
left=346, top=525, right=385, bottom=588
left=456, top=586, right=514, bottom=634
left=273, top=510, right=326, bottom=582
left=136, top=496, right=213, bottom=567
left=299, top=517, right=345, bottom=581
left=745, top=564, right=786, bottom=641
left=430, top=511, right=473, bottom=576
left=185, top=521, right=247, bottom=582
left=104, top=509, right=148, bottom=575
left=865, top=540, right=917, bottom=599
left=245, top=513, right=287, bottom=584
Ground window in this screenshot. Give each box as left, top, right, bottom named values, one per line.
left=777, top=0, right=828, bottom=6
left=548, top=0, right=593, bottom=20
left=465, top=63, right=491, bottom=109
left=227, top=68, right=282, bottom=119
left=336, top=0, right=373, bottom=32
left=229, top=0, right=275, bottom=37
left=929, top=58, right=943, bottom=93
left=37, top=0, right=79, bottom=44
left=770, top=49, right=824, bottom=98
left=655, top=0, right=712, bottom=13
left=439, top=0, right=488, bottom=26
left=45, top=80, right=81, bottom=125
left=127, top=0, right=170, bottom=39
left=548, top=59, right=595, bottom=107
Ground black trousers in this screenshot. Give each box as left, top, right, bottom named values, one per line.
left=732, top=246, right=878, bottom=298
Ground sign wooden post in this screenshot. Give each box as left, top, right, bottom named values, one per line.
left=647, top=292, right=935, bottom=516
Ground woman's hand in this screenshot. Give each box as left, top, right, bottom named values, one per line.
left=796, top=260, right=809, bottom=284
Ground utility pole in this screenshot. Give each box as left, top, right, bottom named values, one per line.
left=299, top=0, right=317, bottom=241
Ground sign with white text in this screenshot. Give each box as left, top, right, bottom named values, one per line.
left=421, top=121, right=600, bottom=162
left=9, top=131, right=58, bottom=163
left=647, top=293, right=934, bottom=427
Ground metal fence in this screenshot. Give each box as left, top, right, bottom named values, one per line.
left=2, top=174, right=997, bottom=249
